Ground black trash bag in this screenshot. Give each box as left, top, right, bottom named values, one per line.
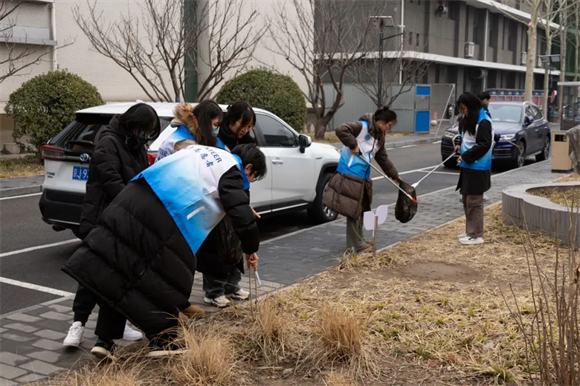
left=216, top=216, right=243, bottom=266
left=395, top=180, right=418, bottom=223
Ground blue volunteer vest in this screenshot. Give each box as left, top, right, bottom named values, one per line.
left=460, top=108, right=493, bottom=171
left=336, top=121, right=378, bottom=179
left=156, top=125, right=227, bottom=162
left=132, top=145, right=249, bottom=255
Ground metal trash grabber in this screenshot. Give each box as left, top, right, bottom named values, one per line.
left=411, top=134, right=460, bottom=189
left=357, top=154, right=418, bottom=204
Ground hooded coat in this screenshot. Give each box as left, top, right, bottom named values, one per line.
left=78, top=115, right=149, bottom=239
left=323, top=113, right=399, bottom=219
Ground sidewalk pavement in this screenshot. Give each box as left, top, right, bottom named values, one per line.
left=0, top=159, right=561, bottom=384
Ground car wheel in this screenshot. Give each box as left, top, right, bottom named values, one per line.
left=442, top=155, right=457, bottom=169
left=535, top=137, right=550, bottom=161
left=511, top=141, right=526, bottom=169
left=308, top=173, right=338, bottom=224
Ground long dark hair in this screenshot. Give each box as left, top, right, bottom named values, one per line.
left=119, top=103, right=161, bottom=139
left=456, top=92, right=481, bottom=136
left=193, top=100, right=223, bottom=146
left=222, top=101, right=256, bottom=133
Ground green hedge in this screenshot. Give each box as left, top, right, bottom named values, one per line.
left=217, top=69, right=307, bottom=132
left=6, top=70, right=104, bottom=153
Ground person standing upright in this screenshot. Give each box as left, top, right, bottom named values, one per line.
left=455, top=92, right=493, bottom=245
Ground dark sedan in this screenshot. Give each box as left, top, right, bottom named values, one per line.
left=441, top=101, right=551, bottom=169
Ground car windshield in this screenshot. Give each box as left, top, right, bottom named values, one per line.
left=488, top=105, right=522, bottom=123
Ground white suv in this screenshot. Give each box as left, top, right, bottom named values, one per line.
left=39, top=102, right=340, bottom=238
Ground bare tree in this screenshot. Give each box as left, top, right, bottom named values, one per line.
left=348, top=50, right=430, bottom=109
left=538, top=0, right=559, bottom=115
left=557, top=0, right=569, bottom=117
left=573, top=1, right=580, bottom=82
left=0, top=0, right=72, bottom=84
left=74, top=0, right=266, bottom=102
left=267, top=0, right=387, bottom=139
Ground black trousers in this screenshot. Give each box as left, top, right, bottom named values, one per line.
left=94, top=302, right=126, bottom=340
left=72, top=285, right=98, bottom=325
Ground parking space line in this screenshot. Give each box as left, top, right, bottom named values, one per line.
left=0, top=276, right=73, bottom=297
left=0, top=239, right=79, bottom=258
left=371, top=164, right=438, bottom=181
left=400, top=145, right=416, bottom=148
left=0, top=192, right=42, bottom=201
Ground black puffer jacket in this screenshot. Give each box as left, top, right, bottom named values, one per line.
left=218, top=125, right=255, bottom=151
left=78, top=116, right=149, bottom=239
left=63, top=166, right=259, bottom=336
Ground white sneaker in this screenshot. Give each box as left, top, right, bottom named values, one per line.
left=229, top=288, right=249, bottom=300
left=459, top=237, right=484, bottom=245
left=457, top=233, right=467, bottom=239
left=122, top=324, right=143, bottom=341
left=483, top=194, right=490, bottom=201
left=204, top=295, right=230, bottom=308
left=63, top=321, right=84, bottom=347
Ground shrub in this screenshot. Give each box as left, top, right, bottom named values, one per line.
left=6, top=70, right=104, bottom=153
left=217, top=69, right=307, bottom=132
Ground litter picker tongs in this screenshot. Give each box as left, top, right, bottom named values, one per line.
left=357, top=154, right=418, bottom=204
left=411, top=134, right=460, bottom=189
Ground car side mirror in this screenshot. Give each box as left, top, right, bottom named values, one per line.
left=298, top=134, right=312, bottom=153
left=524, top=116, right=534, bottom=126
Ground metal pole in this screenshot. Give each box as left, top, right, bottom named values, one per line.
left=434, top=84, right=456, bottom=138
left=378, top=20, right=384, bottom=108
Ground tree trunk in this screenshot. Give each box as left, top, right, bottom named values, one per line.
left=525, top=21, right=537, bottom=102
left=314, top=116, right=331, bottom=140
left=575, top=3, right=579, bottom=81
left=558, top=6, right=568, bottom=119
left=542, top=39, right=552, bottom=115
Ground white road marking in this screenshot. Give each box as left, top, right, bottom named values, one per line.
left=0, top=192, right=42, bottom=201
left=416, top=170, right=458, bottom=176
left=0, top=239, right=79, bottom=258
left=400, top=145, right=416, bottom=148
left=0, top=277, right=73, bottom=297
left=371, top=164, right=436, bottom=180
left=433, top=140, right=442, bottom=144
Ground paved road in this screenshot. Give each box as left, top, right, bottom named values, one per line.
left=0, top=142, right=536, bottom=314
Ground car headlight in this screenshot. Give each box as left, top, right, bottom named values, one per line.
left=500, top=134, right=515, bottom=141
left=444, top=131, right=456, bottom=138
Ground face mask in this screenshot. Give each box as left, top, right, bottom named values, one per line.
left=212, top=126, right=220, bottom=135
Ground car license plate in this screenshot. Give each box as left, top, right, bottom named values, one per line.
left=72, top=166, right=89, bottom=181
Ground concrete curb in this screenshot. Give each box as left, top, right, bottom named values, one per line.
left=0, top=185, right=42, bottom=198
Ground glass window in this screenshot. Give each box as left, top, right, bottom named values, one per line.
left=531, top=105, right=543, bottom=120
left=256, top=115, right=297, bottom=147
left=488, top=105, right=522, bottom=123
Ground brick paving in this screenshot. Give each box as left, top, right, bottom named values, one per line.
left=0, top=160, right=561, bottom=384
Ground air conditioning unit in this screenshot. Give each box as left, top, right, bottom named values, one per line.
left=520, top=51, right=527, bottom=65
left=465, top=42, right=475, bottom=58
left=436, top=4, right=448, bottom=15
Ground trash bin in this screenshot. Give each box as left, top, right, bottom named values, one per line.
left=552, top=130, right=573, bottom=172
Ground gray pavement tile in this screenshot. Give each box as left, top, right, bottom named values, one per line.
left=32, top=339, right=63, bottom=351
left=19, top=360, right=64, bottom=375
left=26, top=351, right=61, bottom=364
left=0, top=352, right=30, bottom=367
left=15, top=373, right=46, bottom=383
left=3, top=323, right=39, bottom=334
left=1, top=333, right=35, bottom=343
left=38, top=312, right=71, bottom=322
left=33, top=329, right=67, bottom=341
left=0, top=364, right=27, bottom=380
left=4, top=314, right=41, bottom=323
left=0, top=377, right=16, bottom=386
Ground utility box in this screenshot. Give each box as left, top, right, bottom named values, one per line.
left=552, top=131, right=573, bottom=172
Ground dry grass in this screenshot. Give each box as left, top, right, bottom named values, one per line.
left=170, top=324, right=236, bottom=386
left=312, top=132, right=340, bottom=144
left=555, top=173, right=580, bottom=183
left=55, top=205, right=573, bottom=385
left=0, top=155, right=44, bottom=178
left=528, top=186, right=580, bottom=207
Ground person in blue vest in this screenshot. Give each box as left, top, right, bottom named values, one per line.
left=455, top=92, right=494, bottom=245
left=63, top=144, right=266, bottom=359
left=323, top=106, right=401, bottom=253
left=156, top=100, right=225, bottom=161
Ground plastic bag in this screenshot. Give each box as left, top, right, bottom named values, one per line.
left=216, top=216, right=243, bottom=266
left=395, top=180, right=418, bottom=223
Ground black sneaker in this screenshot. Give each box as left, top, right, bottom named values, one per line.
left=146, top=341, right=187, bottom=358
left=91, top=338, right=116, bottom=360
